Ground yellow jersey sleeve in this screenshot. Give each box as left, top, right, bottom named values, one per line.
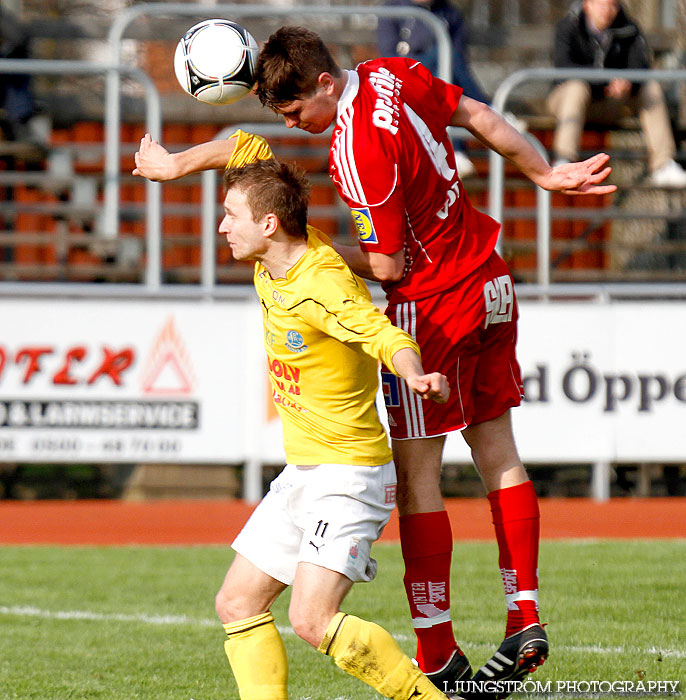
left=289, top=273, right=419, bottom=375
left=225, top=129, right=275, bottom=169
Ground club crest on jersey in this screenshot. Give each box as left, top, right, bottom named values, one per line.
left=351, top=208, right=378, bottom=244
left=285, top=330, right=308, bottom=353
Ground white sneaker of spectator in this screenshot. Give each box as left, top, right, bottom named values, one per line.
left=454, top=150, right=477, bottom=178
left=647, top=159, right=686, bottom=188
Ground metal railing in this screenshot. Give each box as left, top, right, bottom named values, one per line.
left=4, top=59, right=686, bottom=301
left=0, top=58, right=163, bottom=288
left=104, top=2, right=452, bottom=251
left=489, top=67, right=686, bottom=288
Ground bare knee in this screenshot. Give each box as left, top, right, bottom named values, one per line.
left=462, top=412, right=527, bottom=492
left=395, top=469, right=443, bottom=514
left=471, top=446, right=528, bottom=492
left=215, top=587, right=245, bottom=624
left=288, top=613, right=321, bottom=648
left=214, top=554, right=286, bottom=624
left=215, top=586, right=270, bottom=624
left=288, top=600, right=331, bottom=648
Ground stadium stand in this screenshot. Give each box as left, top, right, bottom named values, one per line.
left=1, top=0, right=684, bottom=285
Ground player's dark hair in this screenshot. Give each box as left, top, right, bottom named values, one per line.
left=223, top=159, right=310, bottom=240
left=255, top=26, right=342, bottom=109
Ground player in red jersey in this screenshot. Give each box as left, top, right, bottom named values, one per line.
left=254, top=27, right=616, bottom=699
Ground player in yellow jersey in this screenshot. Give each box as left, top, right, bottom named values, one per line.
left=135, top=131, right=456, bottom=699
left=215, top=158, right=456, bottom=700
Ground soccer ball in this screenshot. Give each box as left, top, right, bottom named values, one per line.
left=173, top=19, right=258, bottom=105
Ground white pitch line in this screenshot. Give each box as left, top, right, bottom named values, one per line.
left=0, top=604, right=217, bottom=628
left=1, top=605, right=685, bottom=659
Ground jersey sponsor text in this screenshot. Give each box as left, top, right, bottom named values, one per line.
left=369, top=67, right=401, bottom=135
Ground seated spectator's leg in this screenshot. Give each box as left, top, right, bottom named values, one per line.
left=637, top=79, right=676, bottom=172
left=547, top=80, right=591, bottom=162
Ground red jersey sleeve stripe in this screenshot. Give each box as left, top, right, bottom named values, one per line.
left=334, top=109, right=364, bottom=203
left=334, top=108, right=398, bottom=207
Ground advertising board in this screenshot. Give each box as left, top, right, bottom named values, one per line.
left=2, top=299, right=685, bottom=465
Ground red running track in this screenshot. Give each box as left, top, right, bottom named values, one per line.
left=0, top=498, right=683, bottom=545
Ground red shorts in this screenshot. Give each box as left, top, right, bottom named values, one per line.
left=381, top=252, right=523, bottom=439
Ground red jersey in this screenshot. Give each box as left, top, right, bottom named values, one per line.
left=329, top=57, right=501, bottom=304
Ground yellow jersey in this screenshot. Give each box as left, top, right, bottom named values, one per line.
left=224, top=129, right=420, bottom=464
left=254, top=228, right=420, bottom=466
left=225, top=128, right=275, bottom=167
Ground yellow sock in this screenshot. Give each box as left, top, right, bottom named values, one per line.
left=318, top=612, right=446, bottom=700
left=223, top=612, right=288, bottom=700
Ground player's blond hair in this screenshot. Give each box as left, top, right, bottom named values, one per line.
left=223, top=159, right=310, bottom=240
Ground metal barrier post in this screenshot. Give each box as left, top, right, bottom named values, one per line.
left=522, top=133, right=553, bottom=288
left=592, top=461, right=611, bottom=501
left=0, top=58, right=162, bottom=288
left=201, top=169, right=218, bottom=291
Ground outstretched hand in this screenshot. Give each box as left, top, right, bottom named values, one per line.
left=541, top=153, right=617, bottom=195
left=132, top=133, right=174, bottom=181
left=406, top=373, right=450, bottom=404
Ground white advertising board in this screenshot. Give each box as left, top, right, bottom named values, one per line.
left=443, top=301, right=686, bottom=463
left=0, top=299, right=261, bottom=463
left=1, top=298, right=685, bottom=465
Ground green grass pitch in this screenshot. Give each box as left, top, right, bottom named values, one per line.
left=1, top=540, right=683, bottom=699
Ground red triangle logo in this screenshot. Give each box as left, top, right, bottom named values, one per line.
left=141, top=317, right=195, bottom=395
left=142, top=349, right=193, bottom=395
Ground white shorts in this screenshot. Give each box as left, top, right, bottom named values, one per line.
left=232, top=461, right=397, bottom=585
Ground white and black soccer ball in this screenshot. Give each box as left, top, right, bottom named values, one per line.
left=173, top=19, right=258, bottom=105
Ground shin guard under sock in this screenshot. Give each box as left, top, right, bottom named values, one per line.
left=488, top=481, right=541, bottom=637
left=223, top=612, right=288, bottom=700
left=399, top=510, right=459, bottom=672
left=318, top=612, right=446, bottom=700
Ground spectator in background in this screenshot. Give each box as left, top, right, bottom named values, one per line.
left=547, top=0, right=686, bottom=187
left=0, top=6, right=37, bottom=143
left=377, top=0, right=490, bottom=178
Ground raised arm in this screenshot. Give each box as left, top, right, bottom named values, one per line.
left=132, top=133, right=237, bottom=181
left=450, top=96, right=617, bottom=196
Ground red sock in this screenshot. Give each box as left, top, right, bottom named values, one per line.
left=488, top=481, right=541, bottom=638
left=399, top=511, right=459, bottom=673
